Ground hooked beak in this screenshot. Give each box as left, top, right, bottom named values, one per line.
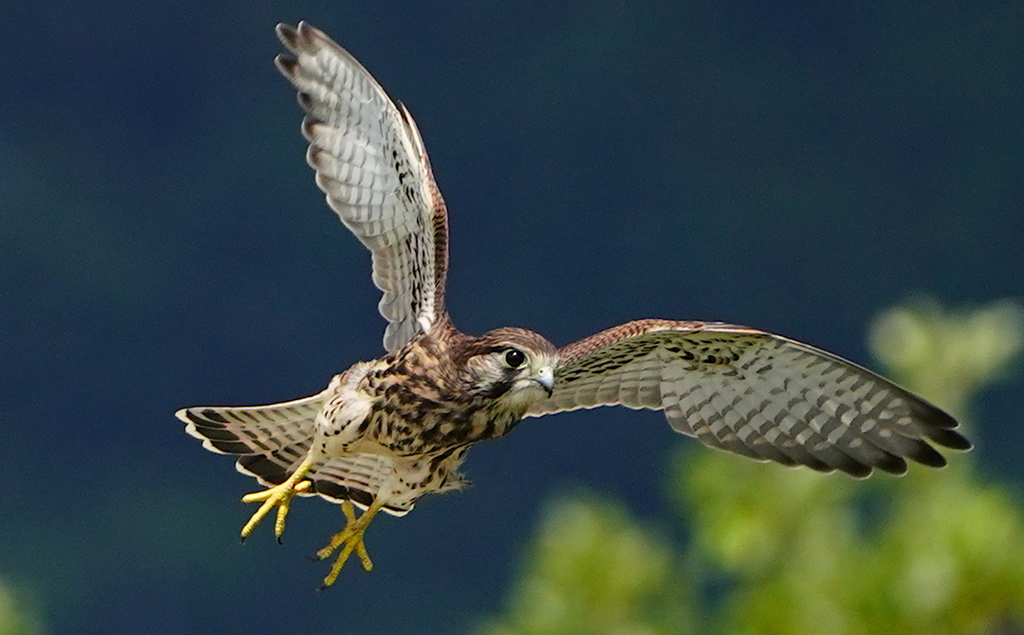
left=534, top=366, right=555, bottom=398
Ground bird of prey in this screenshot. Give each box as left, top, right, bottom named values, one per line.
left=177, top=21, right=970, bottom=588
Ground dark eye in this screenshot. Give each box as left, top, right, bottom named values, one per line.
left=503, top=348, right=527, bottom=369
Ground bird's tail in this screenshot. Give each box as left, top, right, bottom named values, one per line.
left=307, top=453, right=414, bottom=516
left=178, top=388, right=413, bottom=516
left=177, top=392, right=326, bottom=487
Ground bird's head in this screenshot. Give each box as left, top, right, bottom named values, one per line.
left=460, top=327, right=559, bottom=409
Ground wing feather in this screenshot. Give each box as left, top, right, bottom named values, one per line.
left=527, top=319, right=970, bottom=477
left=276, top=22, right=448, bottom=352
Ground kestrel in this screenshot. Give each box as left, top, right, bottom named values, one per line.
left=177, top=22, right=970, bottom=588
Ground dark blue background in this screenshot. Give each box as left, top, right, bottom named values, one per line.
left=1, top=1, right=1021, bottom=633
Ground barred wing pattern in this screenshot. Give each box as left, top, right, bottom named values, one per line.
left=177, top=398, right=410, bottom=515
left=311, top=454, right=413, bottom=516
left=180, top=394, right=323, bottom=459
left=526, top=320, right=970, bottom=476
left=276, top=22, right=449, bottom=352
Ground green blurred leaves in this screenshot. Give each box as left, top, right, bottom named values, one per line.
left=477, top=298, right=1024, bottom=635
left=0, top=583, right=38, bottom=635
left=476, top=494, right=693, bottom=635
left=869, top=298, right=1024, bottom=418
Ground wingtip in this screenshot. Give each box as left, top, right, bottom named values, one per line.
left=839, top=461, right=875, bottom=479
left=873, top=453, right=911, bottom=476
left=296, top=21, right=324, bottom=43
left=276, top=21, right=330, bottom=51
left=906, top=399, right=972, bottom=452
left=274, top=53, right=298, bottom=78
left=300, top=115, right=318, bottom=143
left=275, top=22, right=299, bottom=49
left=909, top=443, right=949, bottom=468
left=931, top=427, right=973, bottom=452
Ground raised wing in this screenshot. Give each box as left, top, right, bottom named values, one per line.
left=276, top=22, right=449, bottom=352
left=527, top=319, right=970, bottom=477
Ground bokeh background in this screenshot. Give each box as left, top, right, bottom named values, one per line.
left=1, top=1, right=1022, bottom=633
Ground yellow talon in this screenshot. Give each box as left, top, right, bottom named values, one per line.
left=240, top=456, right=316, bottom=542
left=316, top=498, right=385, bottom=588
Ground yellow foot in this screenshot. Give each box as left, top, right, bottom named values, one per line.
left=239, top=456, right=316, bottom=542
left=315, top=499, right=385, bottom=588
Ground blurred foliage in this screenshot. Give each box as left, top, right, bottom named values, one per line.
left=0, top=582, right=38, bottom=635
left=474, top=495, right=693, bottom=635
left=869, top=298, right=1024, bottom=419
left=476, top=298, right=1024, bottom=635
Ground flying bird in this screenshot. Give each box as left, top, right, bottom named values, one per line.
left=177, top=21, right=970, bottom=588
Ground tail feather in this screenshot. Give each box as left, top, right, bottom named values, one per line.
left=179, top=394, right=328, bottom=499
left=177, top=392, right=325, bottom=456
left=236, top=445, right=310, bottom=487
left=179, top=392, right=410, bottom=515
left=308, top=454, right=413, bottom=516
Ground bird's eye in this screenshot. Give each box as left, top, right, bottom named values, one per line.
left=503, top=348, right=527, bottom=369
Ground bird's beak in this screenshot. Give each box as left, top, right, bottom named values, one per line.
left=534, top=366, right=555, bottom=398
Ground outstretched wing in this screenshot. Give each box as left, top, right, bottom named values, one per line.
left=276, top=22, right=449, bottom=352
left=526, top=319, right=970, bottom=477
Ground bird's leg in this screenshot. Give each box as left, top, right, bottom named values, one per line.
left=240, top=455, right=317, bottom=542
left=315, top=498, right=387, bottom=588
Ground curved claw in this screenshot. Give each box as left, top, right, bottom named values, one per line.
left=316, top=499, right=385, bottom=588
left=239, top=457, right=315, bottom=541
